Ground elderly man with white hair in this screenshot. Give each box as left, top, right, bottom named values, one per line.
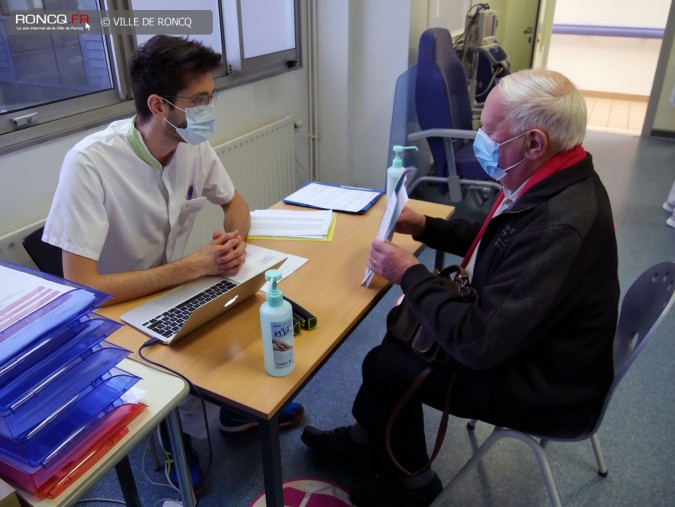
left=302, top=69, right=620, bottom=507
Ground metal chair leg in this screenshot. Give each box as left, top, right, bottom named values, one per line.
left=590, top=433, right=608, bottom=477
left=431, top=426, right=507, bottom=506
left=432, top=426, right=563, bottom=507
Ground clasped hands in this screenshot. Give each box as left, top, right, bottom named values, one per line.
left=368, top=207, right=426, bottom=285
left=197, top=230, right=247, bottom=276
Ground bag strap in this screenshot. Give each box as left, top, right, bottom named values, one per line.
left=385, top=366, right=460, bottom=476
left=434, top=264, right=475, bottom=301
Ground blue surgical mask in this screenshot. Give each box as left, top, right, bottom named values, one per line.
left=164, top=100, right=216, bottom=145
left=473, top=128, right=528, bottom=181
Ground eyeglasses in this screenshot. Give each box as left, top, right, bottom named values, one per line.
left=162, top=91, right=218, bottom=111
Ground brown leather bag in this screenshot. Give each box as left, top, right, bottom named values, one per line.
left=385, top=264, right=476, bottom=476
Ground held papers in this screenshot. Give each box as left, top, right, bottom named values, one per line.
left=283, top=182, right=382, bottom=214
left=361, top=170, right=411, bottom=288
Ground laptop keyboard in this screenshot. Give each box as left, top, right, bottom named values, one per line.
left=143, top=279, right=238, bottom=338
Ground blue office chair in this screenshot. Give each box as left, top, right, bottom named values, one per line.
left=401, top=27, right=501, bottom=202
left=431, top=261, right=675, bottom=507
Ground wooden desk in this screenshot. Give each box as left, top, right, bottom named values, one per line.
left=17, top=358, right=192, bottom=507
left=99, top=198, right=453, bottom=506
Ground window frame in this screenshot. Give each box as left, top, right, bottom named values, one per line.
left=0, top=0, right=302, bottom=154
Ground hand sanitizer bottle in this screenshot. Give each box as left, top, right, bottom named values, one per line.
left=260, top=269, right=294, bottom=376
left=386, top=145, right=418, bottom=201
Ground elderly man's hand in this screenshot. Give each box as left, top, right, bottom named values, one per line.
left=368, top=239, right=419, bottom=285
left=395, top=207, right=426, bottom=236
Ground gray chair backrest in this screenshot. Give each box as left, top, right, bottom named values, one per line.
left=613, top=262, right=675, bottom=374
left=584, top=262, right=675, bottom=437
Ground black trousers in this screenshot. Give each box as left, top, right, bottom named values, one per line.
left=352, top=334, right=479, bottom=479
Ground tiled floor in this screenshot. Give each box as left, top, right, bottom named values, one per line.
left=583, top=94, right=648, bottom=136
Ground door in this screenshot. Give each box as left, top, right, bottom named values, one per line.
left=487, top=0, right=543, bottom=72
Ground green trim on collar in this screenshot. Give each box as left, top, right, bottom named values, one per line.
left=126, top=116, right=163, bottom=170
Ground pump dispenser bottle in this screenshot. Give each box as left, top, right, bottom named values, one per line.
left=386, top=145, right=418, bottom=201
left=260, top=269, right=294, bottom=377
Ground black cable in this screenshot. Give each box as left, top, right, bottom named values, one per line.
left=138, top=339, right=212, bottom=506
left=454, top=2, right=491, bottom=54
left=475, top=63, right=506, bottom=100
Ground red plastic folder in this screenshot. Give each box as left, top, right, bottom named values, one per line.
left=0, top=403, right=146, bottom=499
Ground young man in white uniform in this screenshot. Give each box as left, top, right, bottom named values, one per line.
left=44, top=38, right=249, bottom=302
left=43, top=35, right=303, bottom=493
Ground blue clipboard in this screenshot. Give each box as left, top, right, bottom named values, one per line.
left=283, top=181, right=384, bottom=214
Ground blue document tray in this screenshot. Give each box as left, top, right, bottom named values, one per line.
left=0, top=344, right=130, bottom=437
left=0, top=261, right=110, bottom=308
left=0, top=315, right=121, bottom=391
left=0, top=369, right=140, bottom=467
left=0, top=261, right=111, bottom=367
left=0, top=290, right=100, bottom=366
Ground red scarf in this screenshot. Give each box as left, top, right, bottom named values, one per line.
left=461, top=145, right=587, bottom=267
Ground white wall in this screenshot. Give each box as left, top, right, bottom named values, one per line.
left=547, top=35, right=663, bottom=95
left=315, top=0, right=410, bottom=191
left=546, top=0, right=671, bottom=96
left=553, top=0, right=671, bottom=27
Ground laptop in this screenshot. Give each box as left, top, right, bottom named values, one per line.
left=121, top=245, right=287, bottom=345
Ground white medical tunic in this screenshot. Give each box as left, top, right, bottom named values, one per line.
left=44, top=118, right=236, bottom=273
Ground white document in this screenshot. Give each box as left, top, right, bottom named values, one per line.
left=250, top=209, right=334, bottom=238
left=229, top=244, right=308, bottom=292
left=284, top=182, right=382, bottom=213
left=261, top=254, right=309, bottom=292
left=361, top=171, right=411, bottom=287
left=228, top=244, right=290, bottom=284
left=0, top=266, right=74, bottom=332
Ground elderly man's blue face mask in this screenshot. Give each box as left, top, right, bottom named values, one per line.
left=473, top=128, right=528, bottom=181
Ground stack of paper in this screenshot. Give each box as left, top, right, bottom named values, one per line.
left=249, top=209, right=335, bottom=240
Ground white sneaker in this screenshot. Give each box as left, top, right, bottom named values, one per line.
left=664, top=201, right=675, bottom=213
left=667, top=215, right=675, bottom=229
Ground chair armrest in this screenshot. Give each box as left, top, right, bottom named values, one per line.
left=408, top=128, right=477, bottom=142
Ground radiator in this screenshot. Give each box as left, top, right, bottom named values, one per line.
left=185, top=115, right=297, bottom=254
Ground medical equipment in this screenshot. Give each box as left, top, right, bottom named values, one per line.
left=454, top=4, right=510, bottom=105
